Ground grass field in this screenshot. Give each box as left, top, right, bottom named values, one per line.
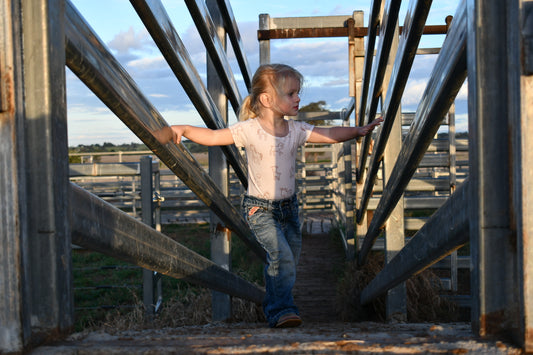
left=73, top=223, right=264, bottom=331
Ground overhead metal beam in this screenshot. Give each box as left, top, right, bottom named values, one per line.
left=257, top=25, right=448, bottom=39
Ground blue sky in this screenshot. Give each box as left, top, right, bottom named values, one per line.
left=67, top=0, right=464, bottom=146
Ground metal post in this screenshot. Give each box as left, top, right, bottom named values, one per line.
left=448, top=105, right=458, bottom=292
left=349, top=11, right=365, bottom=114
left=259, top=14, right=270, bottom=65
left=0, top=0, right=73, bottom=352
left=514, top=2, right=533, bottom=350
left=467, top=0, right=523, bottom=344
left=207, top=0, right=232, bottom=321
left=382, top=16, right=406, bottom=321
left=1, top=1, right=29, bottom=352
left=141, top=156, right=162, bottom=316
left=23, top=0, right=73, bottom=341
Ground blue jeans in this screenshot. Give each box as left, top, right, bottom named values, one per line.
left=242, top=194, right=302, bottom=327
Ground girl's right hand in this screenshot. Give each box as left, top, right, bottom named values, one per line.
left=152, top=125, right=186, bottom=145
left=170, top=125, right=186, bottom=144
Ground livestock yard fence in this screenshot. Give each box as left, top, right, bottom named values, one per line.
left=1, top=0, right=532, bottom=353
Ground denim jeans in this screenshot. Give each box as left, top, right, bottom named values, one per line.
left=242, top=194, right=302, bottom=327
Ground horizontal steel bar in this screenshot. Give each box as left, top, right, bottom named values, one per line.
left=64, top=1, right=265, bottom=261
left=70, top=183, right=264, bottom=303
left=360, top=179, right=470, bottom=304
left=128, top=0, right=248, bottom=187
left=293, top=111, right=344, bottom=121
left=257, top=25, right=449, bottom=40
left=69, top=161, right=158, bottom=177
left=356, top=0, right=402, bottom=182
left=358, top=1, right=468, bottom=266
left=183, top=0, right=243, bottom=113
left=215, top=0, right=252, bottom=90
left=357, top=0, right=433, bottom=222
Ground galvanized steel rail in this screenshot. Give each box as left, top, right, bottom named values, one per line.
left=64, top=1, right=265, bottom=261
left=70, top=183, right=264, bottom=303
left=357, top=1, right=467, bottom=266
left=2, top=0, right=533, bottom=352
left=356, top=0, right=433, bottom=223
left=355, top=0, right=402, bottom=182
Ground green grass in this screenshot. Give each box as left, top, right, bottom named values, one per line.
left=73, top=223, right=264, bottom=331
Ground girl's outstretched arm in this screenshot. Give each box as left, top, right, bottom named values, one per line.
left=166, top=125, right=234, bottom=146
left=307, top=117, right=383, bottom=144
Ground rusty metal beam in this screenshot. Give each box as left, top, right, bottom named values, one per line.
left=257, top=24, right=448, bottom=40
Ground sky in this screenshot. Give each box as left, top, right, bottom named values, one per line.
left=67, top=0, right=465, bottom=146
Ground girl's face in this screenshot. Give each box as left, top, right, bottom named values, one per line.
left=274, top=77, right=301, bottom=117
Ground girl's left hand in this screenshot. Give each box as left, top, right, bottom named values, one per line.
left=360, top=116, right=384, bottom=135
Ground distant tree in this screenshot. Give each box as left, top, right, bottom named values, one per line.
left=300, top=101, right=327, bottom=113
left=299, top=101, right=332, bottom=126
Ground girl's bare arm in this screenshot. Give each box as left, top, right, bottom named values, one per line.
left=169, top=125, right=235, bottom=146
left=307, top=117, right=383, bottom=144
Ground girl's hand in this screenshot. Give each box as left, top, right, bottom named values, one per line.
left=152, top=125, right=186, bottom=145
left=359, top=116, right=383, bottom=136
left=152, top=126, right=174, bottom=145
left=169, top=125, right=186, bottom=144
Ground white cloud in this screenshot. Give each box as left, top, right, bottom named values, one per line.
left=456, top=80, right=468, bottom=101
left=128, top=56, right=166, bottom=69
left=66, top=0, right=463, bottom=144
left=402, top=79, right=428, bottom=106
left=455, top=113, right=468, bottom=132
left=107, top=26, right=152, bottom=55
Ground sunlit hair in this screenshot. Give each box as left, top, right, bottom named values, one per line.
left=238, top=64, right=303, bottom=121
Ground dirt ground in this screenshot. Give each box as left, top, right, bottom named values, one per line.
left=31, top=321, right=522, bottom=354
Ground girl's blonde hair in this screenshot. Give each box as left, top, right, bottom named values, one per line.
left=238, top=64, right=303, bottom=120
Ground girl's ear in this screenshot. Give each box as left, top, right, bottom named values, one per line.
left=258, top=92, right=273, bottom=108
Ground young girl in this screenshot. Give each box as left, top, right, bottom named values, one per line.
left=168, top=64, right=382, bottom=328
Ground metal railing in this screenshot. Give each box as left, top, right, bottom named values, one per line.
left=357, top=1, right=467, bottom=265
left=2, top=0, right=532, bottom=352
left=351, top=0, right=531, bottom=349
left=65, top=0, right=264, bottom=259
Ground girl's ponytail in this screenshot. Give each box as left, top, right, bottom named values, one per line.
left=238, top=95, right=257, bottom=121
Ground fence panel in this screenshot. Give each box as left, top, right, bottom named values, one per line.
left=358, top=1, right=467, bottom=266
left=65, top=0, right=264, bottom=260
left=356, top=0, right=433, bottom=223
left=70, top=183, right=264, bottom=303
